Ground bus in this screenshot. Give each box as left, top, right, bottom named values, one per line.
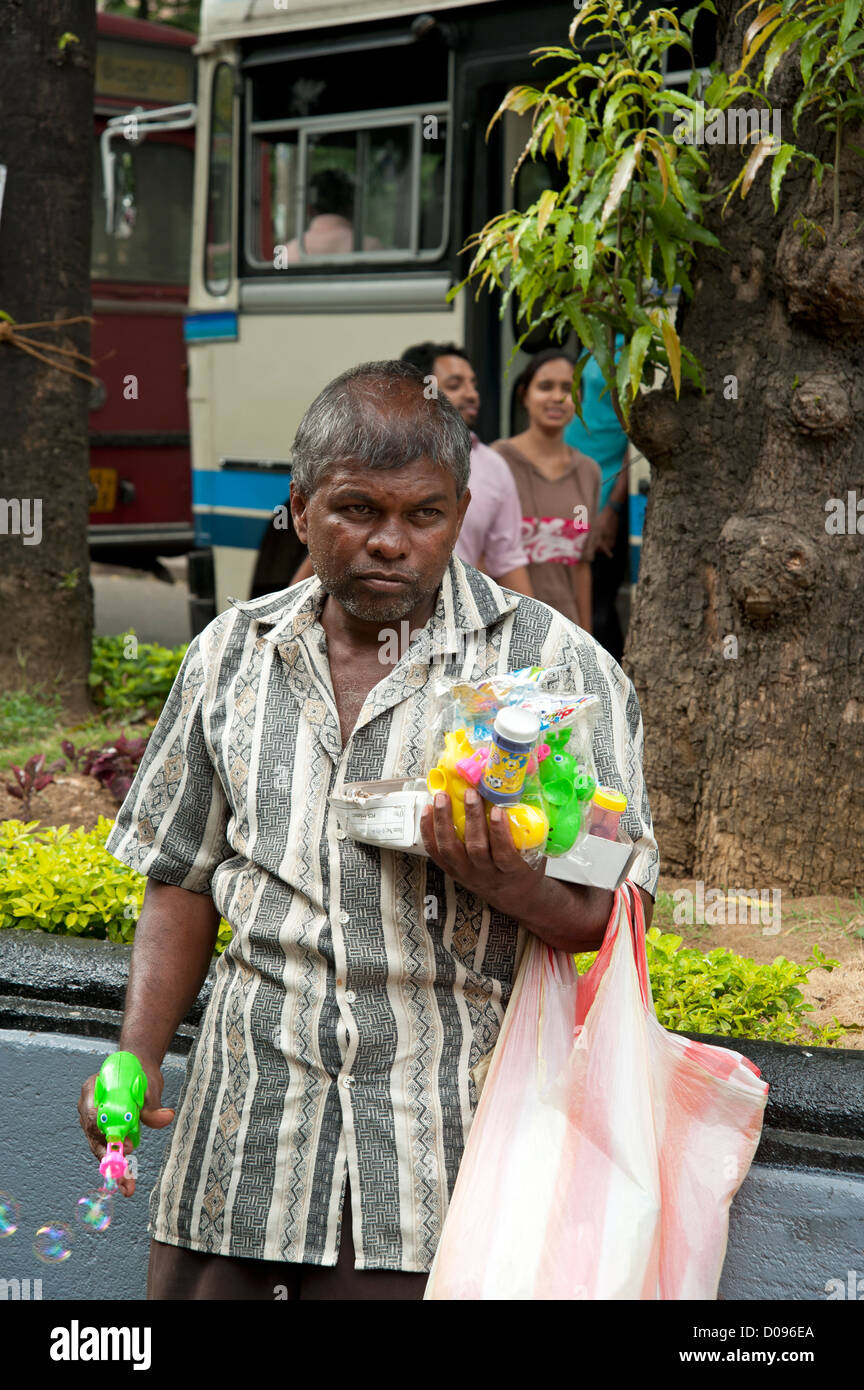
left=90, top=12, right=196, bottom=568
left=174, top=0, right=708, bottom=632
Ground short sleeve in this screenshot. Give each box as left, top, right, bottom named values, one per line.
left=105, top=635, right=231, bottom=893
left=481, top=448, right=529, bottom=576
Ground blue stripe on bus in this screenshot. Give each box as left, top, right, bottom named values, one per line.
left=184, top=311, right=239, bottom=343
left=194, top=513, right=273, bottom=550
left=192, top=468, right=292, bottom=510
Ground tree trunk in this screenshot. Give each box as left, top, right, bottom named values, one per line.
left=0, top=1, right=95, bottom=716
left=628, top=0, right=864, bottom=895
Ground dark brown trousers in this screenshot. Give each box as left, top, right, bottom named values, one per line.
left=146, top=1180, right=428, bottom=1301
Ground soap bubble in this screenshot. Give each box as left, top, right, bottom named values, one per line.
left=76, top=1188, right=114, bottom=1233
left=0, top=1192, right=19, bottom=1238
left=34, top=1223, right=73, bottom=1263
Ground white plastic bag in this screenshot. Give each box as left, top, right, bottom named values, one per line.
left=425, top=883, right=768, bottom=1300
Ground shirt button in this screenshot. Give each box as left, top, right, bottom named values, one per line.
left=342, top=1075, right=355, bottom=1089
left=336, top=826, right=346, bottom=840
left=339, top=910, right=350, bottom=924
left=345, top=990, right=357, bottom=1004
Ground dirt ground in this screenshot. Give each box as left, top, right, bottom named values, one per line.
left=656, top=875, right=864, bottom=1048
left=0, top=773, right=118, bottom=832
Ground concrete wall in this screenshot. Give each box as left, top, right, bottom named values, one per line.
left=0, top=1029, right=187, bottom=1301
left=1, top=929, right=863, bottom=1300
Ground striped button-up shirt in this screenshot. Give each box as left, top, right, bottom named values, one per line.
left=106, top=556, right=660, bottom=1271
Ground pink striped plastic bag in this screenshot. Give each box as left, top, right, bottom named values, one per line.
left=425, top=882, right=768, bottom=1300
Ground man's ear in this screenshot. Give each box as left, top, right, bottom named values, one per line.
left=290, top=483, right=309, bottom=544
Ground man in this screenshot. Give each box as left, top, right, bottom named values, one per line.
left=401, top=342, right=533, bottom=596
left=78, top=361, right=659, bottom=1300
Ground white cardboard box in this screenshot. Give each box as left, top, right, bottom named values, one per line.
left=331, top=779, right=637, bottom=891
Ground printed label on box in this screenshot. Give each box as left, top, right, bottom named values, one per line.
left=345, top=806, right=408, bottom=841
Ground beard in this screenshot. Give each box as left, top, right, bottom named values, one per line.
left=311, top=553, right=437, bottom=623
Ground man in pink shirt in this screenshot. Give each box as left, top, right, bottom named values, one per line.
left=401, top=344, right=533, bottom=596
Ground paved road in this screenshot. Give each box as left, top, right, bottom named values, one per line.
left=91, top=557, right=191, bottom=647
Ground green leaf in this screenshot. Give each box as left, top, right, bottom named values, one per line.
left=840, top=0, right=863, bottom=46
left=627, top=324, right=654, bottom=400
left=661, top=316, right=682, bottom=396
left=600, top=146, right=638, bottom=227
left=703, top=70, right=728, bottom=107
left=763, top=19, right=808, bottom=88
left=536, top=187, right=557, bottom=238
left=567, top=116, right=588, bottom=183
left=649, top=217, right=678, bottom=289
left=800, top=28, right=828, bottom=86
left=769, top=142, right=796, bottom=212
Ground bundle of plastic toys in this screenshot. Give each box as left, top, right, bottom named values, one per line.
left=425, top=667, right=602, bottom=862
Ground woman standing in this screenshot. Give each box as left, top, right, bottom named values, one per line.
left=492, top=350, right=602, bottom=632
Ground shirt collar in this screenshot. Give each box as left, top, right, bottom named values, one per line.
left=227, top=554, right=519, bottom=653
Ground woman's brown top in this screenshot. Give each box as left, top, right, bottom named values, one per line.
left=491, top=439, right=602, bottom=626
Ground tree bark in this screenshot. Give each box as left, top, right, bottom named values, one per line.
left=628, top=0, right=864, bottom=894
left=0, top=0, right=95, bottom=717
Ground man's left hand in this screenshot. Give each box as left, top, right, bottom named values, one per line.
left=420, top=787, right=550, bottom=922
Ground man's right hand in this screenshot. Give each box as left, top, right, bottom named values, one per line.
left=78, top=1058, right=175, bottom=1198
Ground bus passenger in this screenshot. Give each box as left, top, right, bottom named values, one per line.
left=280, top=168, right=382, bottom=260
left=400, top=342, right=532, bottom=597
left=492, top=350, right=601, bottom=634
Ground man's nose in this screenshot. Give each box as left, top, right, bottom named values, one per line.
left=367, top=517, right=409, bottom=558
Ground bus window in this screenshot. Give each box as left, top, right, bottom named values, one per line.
left=252, top=111, right=448, bottom=267
left=205, top=63, right=235, bottom=296
left=91, top=138, right=193, bottom=285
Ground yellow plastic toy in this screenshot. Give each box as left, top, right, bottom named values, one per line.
left=427, top=730, right=548, bottom=851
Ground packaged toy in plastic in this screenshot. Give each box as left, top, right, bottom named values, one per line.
left=425, top=668, right=601, bottom=861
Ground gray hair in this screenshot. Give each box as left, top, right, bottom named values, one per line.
left=290, top=360, right=471, bottom=497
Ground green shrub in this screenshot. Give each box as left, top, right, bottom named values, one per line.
left=89, top=634, right=187, bottom=719
left=0, top=818, right=231, bottom=954
left=575, top=927, right=849, bottom=1046
left=0, top=817, right=851, bottom=1044
left=0, top=688, right=63, bottom=745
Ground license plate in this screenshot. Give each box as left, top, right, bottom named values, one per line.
left=89, top=467, right=118, bottom=513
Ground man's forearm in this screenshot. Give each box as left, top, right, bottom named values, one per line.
left=517, top=879, right=654, bottom=953
left=119, top=878, right=221, bottom=1067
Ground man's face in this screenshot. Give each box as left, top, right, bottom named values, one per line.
left=291, top=458, right=470, bottom=623
left=434, top=355, right=480, bottom=427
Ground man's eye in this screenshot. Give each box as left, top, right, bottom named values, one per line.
left=344, top=505, right=373, bottom=515
left=414, top=508, right=442, bottom=519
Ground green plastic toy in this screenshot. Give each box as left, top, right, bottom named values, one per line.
left=94, top=1051, right=148, bottom=1182
left=536, top=730, right=596, bottom=855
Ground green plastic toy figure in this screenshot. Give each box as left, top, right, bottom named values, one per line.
left=536, top=730, right=596, bottom=855
left=94, top=1051, right=148, bottom=1182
